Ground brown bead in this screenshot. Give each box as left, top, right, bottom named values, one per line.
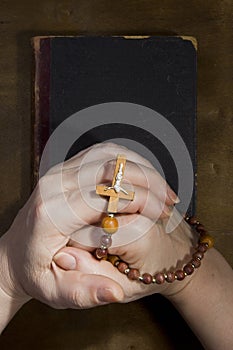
left=142, top=273, right=153, bottom=284
left=183, top=263, right=194, bottom=275
left=188, top=216, right=198, bottom=225
left=155, top=273, right=165, bottom=284
left=166, top=272, right=176, bottom=283
left=199, top=234, right=214, bottom=249
left=128, top=268, right=140, bottom=280
left=175, top=270, right=185, bottom=281
left=102, top=216, right=118, bottom=234
left=190, top=258, right=201, bottom=268
left=107, top=255, right=120, bottom=266
left=95, top=248, right=108, bottom=259
left=117, top=262, right=129, bottom=273
left=198, top=243, right=208, bottom=253
left=192, top=251, right=204, bottom=260
left=196, top=224, right=206, bottom=234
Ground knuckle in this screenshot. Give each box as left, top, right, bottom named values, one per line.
left=32, top=177, right=56, bottom=222
left=38, top=172, right=58, bottom=188
left=35, top=199, right=48, bottom=220
left=67, top=281, right=99, bottom=309
left=98, top=142, right=128, bottom=153
left=69, top=288, right=85, bottom=308
left=37, top=174, right=50, bottom=191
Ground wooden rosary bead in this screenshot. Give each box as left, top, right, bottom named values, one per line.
left=107, top=255, right=120, bottom=266
left=100, top=234, right=112, bottom=248
left=199, top=234, right=214, bottom=249
left=102, top=216, right=119, bottom=234
left=190, top=258, right=201, bottom=268
left=155, top=273, right=165, bottom=284
left=198, top=243, right=208, bottom=253
left=183, top=263, right=194, bottom=275
left=188, top=216, right=198, bottom=225
left=193, top=251, right=204, bottom=260
left=165, top=272, right=176, bottom=283
left=127, top=268, right=140, bottom=280
left=196, top=224, right=206, bottom=234
left=142, top=273, right=153, bottom=284
left=117, top=262, right=129, bottom=273
left=95, top=248, right=108, bottom=259
left=175, top=270, right=185, bottom=281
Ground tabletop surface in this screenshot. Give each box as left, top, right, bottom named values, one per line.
left=0, top=1, right=232, bottom=349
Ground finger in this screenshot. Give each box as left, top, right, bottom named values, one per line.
left=54, top=247, right=123, bottom=283
left=68, top=184, right=172, bottom=226
left=118, top=185, right=173, bottom=218
left=46, top=142, right=154, bottom=177
left=53, top=246, right=158, bottom=303
left=74, top=142, right=178, bottom=203
left=37, top=171, right=173, bottom=238
left=63, top=142, right=155, bottom=170
left=53, top=247, right=138, bottom=302
left=51, top=253, right=124, bottom=308
left=63, top=158, right=177, bottom=206
left=41, top=143, right=178, bottom=206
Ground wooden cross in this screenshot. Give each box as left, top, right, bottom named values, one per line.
left=96, top=154, right=135, bottom=213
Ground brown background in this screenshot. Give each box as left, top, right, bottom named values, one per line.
left=0, top=1, right=232, bottom=349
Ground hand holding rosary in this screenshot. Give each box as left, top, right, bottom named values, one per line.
left=94, top=154, right=214, bottom=285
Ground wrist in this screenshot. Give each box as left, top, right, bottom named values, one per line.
left=0, top=232, right=31, bottom=331
left=166, top=247, right=228, bottom=304
left=165, top=248, right=233, bottom=349
left=0, top=283, right=28, bottom=333
left=157, top=215, right=215, bottom=297
left=164, top=249, right=211, bottom=303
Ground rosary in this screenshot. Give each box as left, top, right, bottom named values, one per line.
left=94, top=155, right=214, bottom=285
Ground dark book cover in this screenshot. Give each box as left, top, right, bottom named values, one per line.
left=32, top=35, right=197, bottom=214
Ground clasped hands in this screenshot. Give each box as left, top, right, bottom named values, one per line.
left=0, top=143, right=195, bottom=312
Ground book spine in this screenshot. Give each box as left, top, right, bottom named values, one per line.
left=31, top=37, right=51, bottom=187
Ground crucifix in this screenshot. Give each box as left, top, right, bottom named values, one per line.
left=96, top=154, right=135, bottom=213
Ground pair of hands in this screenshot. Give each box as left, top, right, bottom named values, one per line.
left=0, top=143, right=194, bottom=312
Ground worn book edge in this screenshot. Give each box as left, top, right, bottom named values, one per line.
left=31, top=35, right=197, bottom=50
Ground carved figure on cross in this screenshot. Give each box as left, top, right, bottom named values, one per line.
left=96, top=154, right=135, bottom=213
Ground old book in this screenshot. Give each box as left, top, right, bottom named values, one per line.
left=32, top=35, right=197, bottom=214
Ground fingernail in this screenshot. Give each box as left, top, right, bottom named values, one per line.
left=163, top=206, right=174, bottom=217
left=168, top=191, right=180, bottom=203
left=97, top=288, right=119, bottom=303
left=53, top=252, right=76, bottom=270
left=165, top=210, right=173, bottom=217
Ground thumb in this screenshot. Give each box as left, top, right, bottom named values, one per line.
left=52, top=248, right=124, bottom=306
left=53, top=251, right=77, bottom=270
